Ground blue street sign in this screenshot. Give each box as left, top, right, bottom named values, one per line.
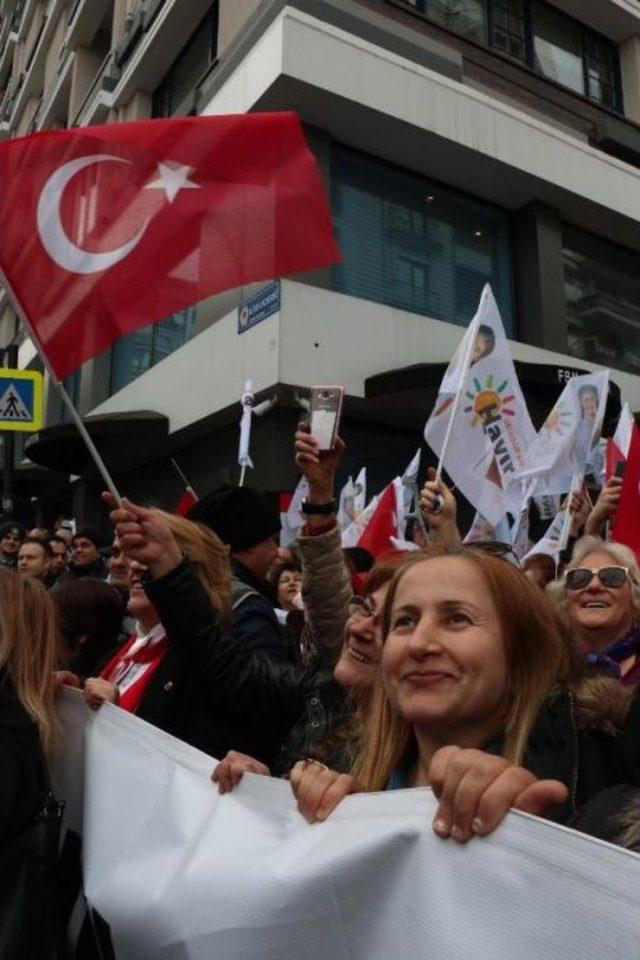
left=0, top=369, right=43, bottom=432
left=238, top=281, right=280, bottom=334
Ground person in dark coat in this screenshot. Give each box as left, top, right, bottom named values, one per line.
left=67, top=527, right=108, bottom=580
left=188, top=485, right=290, bottom=661
left=0, top=570, right=60, bottom=953
left=0, top=520, right=24, bottom=571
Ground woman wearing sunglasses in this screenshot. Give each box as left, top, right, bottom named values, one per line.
left=290, top=545, right=640, bottom=840
left=554, top=536, right=640, bottom=685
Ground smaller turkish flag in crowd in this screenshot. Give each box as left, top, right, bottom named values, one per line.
left=0, top=113, right=340, bottom=379
left=173, top=488, right=199, bottom=517
left=358, top=483, right=399, bottom=559
left=611, top=423, right=640, bottom=560
left=606, top=402, right=634, bottom=480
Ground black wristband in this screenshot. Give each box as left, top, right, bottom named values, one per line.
left=300, top=497, right=338, bottom=516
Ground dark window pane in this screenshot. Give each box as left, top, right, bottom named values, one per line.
left=425, top=0, right=486, bottom=43
left=532, top=2, right=584, bottom=95
left=153, top=5, right=218, bottom=117
left=110, top=324, right=153, bottom=393
left=331, top=146, right=514, bottom=333
left=152, top=306, right=197, bottom=364
left=490, top=0, right=526, bottom=62
left=564, top=228, right=640, bottom=375
left=584, top=33, right=617, bottom=109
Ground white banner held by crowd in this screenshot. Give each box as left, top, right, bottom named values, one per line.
left=424, top=285, right=536, bottom=525
left=53, top=690, right=640, bottom=960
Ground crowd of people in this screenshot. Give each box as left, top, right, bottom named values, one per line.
left=0, top=422, right=639, bottom=953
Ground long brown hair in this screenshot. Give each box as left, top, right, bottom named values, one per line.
left=156, top=511, right=232, bottom=628
left=353, top=546, right=571, bottom=790
left=0, top=570, right=59, bottom=754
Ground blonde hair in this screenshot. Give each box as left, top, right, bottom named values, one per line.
left=0, top=570, right=59, bottom=755
left=155, top=511, right=232, bottom=628
left=353, top=547, right=571, bottom=791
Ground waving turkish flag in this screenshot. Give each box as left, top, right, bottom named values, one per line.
left=0, top=113, right=340, bottom=379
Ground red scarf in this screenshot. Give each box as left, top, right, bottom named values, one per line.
left=101, top=633, right=169, bottom=713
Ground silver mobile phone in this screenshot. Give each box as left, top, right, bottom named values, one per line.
left=309, top=386, right=345, bottom=451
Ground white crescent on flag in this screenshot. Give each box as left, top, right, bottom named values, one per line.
left=36, top=154, right=150, bottom=275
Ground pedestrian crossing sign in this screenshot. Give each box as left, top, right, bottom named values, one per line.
left=0, top=369, right=43, bottom=432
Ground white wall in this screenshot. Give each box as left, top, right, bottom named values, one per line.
left=90, top=281, right=640, bottom=431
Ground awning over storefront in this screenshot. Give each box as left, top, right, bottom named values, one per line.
left=23, top=411, right=169, bottom=476
left=363, top=360, right=622, bottom=432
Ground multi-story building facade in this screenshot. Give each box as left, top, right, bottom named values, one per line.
left=1, top=0, right=640, bottom=526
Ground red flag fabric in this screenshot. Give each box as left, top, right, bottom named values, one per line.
left=173, top=488, right=199, bottom=517
left=357, top=484, right=399, bottom=559
left=611, top=424, right=640, bottom=560
left=0, top=113, right=340, bottom=379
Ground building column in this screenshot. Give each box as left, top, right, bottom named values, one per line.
left=513, top=202, right=567, bottom=354
left=619, top=35, right=640, bottom=125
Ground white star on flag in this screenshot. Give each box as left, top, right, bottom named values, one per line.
left=145, top=162, right=200, bottom=203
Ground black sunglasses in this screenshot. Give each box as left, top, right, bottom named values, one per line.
left=565, top=566, right=630, bottom=591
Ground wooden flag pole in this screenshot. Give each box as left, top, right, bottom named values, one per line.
left=0, top=269, right=122, bottom=505
left=435, top=317, right=480, bottom=488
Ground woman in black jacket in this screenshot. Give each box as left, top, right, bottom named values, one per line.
left=0, top=568, right=61, bottom=954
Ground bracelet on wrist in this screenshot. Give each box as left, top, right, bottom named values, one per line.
left=300, top=497, right=338, bottom=516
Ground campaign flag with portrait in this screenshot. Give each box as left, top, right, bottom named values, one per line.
left=517, top=371, right=609, bottom=495
left=424, top=285, right=536, bottom=525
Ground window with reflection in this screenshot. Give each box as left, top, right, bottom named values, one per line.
left=110, top=306, right=197, bottom=394
left=331, top=145, right=514, bottom=331
left=564, top=227, right=640, bottom=376
left=397, top=0, right=622, bottom=113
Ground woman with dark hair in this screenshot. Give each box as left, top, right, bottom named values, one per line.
left=52, top=577, right=125, bottom=679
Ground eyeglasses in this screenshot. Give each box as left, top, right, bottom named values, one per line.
left=565, top=566, right=630, bottom=591
left=348, top=595, right=376, bottom=619
left=466, top=541, right=520, bottom=567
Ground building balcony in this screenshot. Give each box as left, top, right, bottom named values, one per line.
left=34, top=45, right=74, bottom=130
left=72, top=50, right=118, bottom=127
left=66, top=0, right=110, bottom=50
left=8, top=0, right=67, bottom=132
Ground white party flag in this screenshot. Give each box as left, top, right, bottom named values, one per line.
left=338, top=467, right=366, bottom=531
left=341, top=492, right=380, bottom=548
left=517, top=371, right=609, bottom=495
left=424, top=286, right=536, bottom=525
left=464, top=511, right=511, bottom=545
left=280, top=475, right=310, bottom=547
left=522, top=510, right=566, bottom=564
left=238, top=380, right=254, bottom=470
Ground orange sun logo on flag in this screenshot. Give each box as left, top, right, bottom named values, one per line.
left=542, top=404, right=573, bottom=438
left=464, top=375, right=516, bottom=427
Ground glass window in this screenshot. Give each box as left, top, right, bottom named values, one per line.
left=489, top=0, right=527, bottom=62
left=563, top=227, right=640, bottom=375
left=426, top=0, right=486, bottom=44
left=110, top=306, right=196, bottom=394
left=331, top=146, right=514, bottom=332
left=584, top=33, right=618, bottom=111
left=152, top=5, right=219, bottom=117
left=532, top=3, right=583, bottom=96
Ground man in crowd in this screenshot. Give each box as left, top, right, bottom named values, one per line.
left=0, top=521, right=24, bottom=571
left=189, top=485, right=289, bottom=661
left=47, top=534, right=69, bottom=584
left=17, top=537, right=52, bottom=583
left=68, top=528, right=108, bottom=580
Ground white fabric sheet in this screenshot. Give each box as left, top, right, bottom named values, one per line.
left=54, top=690, right=640, bottom=960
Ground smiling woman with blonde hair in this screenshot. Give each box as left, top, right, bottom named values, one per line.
left=289, top=544, right=640, bottom=843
